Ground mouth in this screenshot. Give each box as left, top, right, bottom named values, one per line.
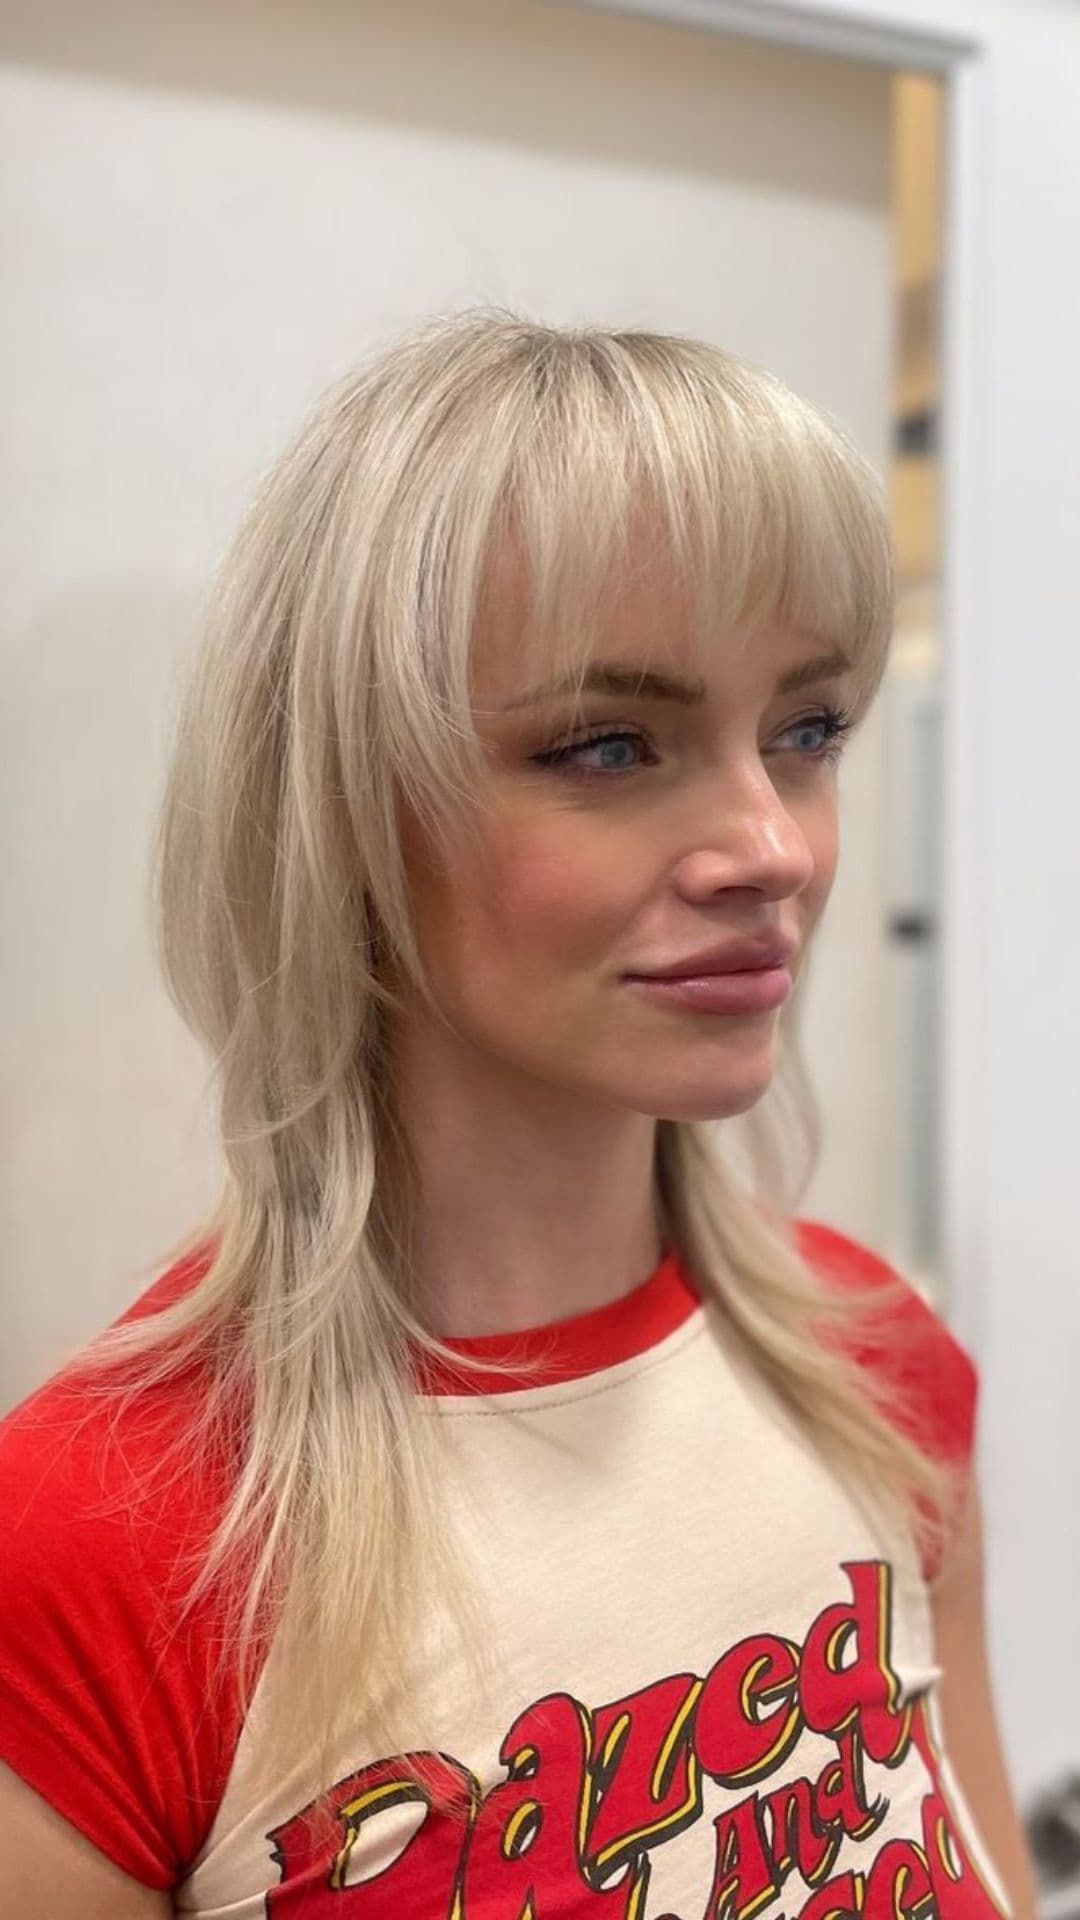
left=623, top=936, right=798, bottom=984
left=623, top=963, right=794, bottom=1016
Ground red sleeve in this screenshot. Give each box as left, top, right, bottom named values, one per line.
left=795, top=1217, right=979, bottom=1574
left=0, top=1262, right=246, bottom=1890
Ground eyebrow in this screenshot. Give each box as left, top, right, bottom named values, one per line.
left=500, top=645, right=854, bottom=710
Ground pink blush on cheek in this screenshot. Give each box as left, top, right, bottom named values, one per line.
left=482, top=827, right=629, bottom=964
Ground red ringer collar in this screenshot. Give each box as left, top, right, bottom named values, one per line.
left=413, top=1246, right=701, bottom=1396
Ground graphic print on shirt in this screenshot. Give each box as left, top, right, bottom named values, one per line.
left=264, top=1559, right=1006, bottom=1919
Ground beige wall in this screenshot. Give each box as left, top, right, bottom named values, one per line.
left=890, top=71, right=943, bottom=589
left=1, top=0, right=892, bottom=1407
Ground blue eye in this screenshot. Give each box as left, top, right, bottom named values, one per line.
left=532, top=707, right=854, bottom=777
left=526, top=725, right=645, bottom=771
left=782, top=709, right=854, bottom=763
left=533, top=729, right=651, bottom=774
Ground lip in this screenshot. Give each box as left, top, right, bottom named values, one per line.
left=625, top=967, right=793, bottom=1015
left=624, top=936, right=798, bottom=982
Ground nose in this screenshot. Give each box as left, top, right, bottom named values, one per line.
left=669, top=767, right=819, bottom=903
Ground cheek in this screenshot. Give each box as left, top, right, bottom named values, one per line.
left=804, top=805, right=840, bottom=920
left=409, top=787, right=840, bottom=983
left=479, top=818, right=627, bottom=964
left=415, top=806, right=630, bottom=1000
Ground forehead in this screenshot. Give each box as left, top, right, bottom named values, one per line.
left=470, top=530, right=819, bottom=713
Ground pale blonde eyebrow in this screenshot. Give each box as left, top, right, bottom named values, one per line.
left=500, top=646, right=854, bottom=711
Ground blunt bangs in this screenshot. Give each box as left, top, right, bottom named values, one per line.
left=324, top=314, right=894, bottom=883
left=500, top=330, right=893, bottom=731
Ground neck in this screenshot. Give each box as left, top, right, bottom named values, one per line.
left=390, top=1012, right=666, bottom=1339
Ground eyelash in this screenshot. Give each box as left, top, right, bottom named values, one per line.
left=531, top=705, right=856, bottom=777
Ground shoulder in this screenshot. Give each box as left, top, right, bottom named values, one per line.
left=793, top=1216, right=979, bottom=1469
left=0, top=1247, right=242, bottom=1889
left=0, top=1241, right=223, bottom=1578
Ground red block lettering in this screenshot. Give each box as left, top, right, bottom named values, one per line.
left=266, top=1751, right=475, bottom=1916
left=910, top=1696, right=1007, bottom=1919
left=761, top=1773, right=840, bottom=1886
left=862, top=1841, right=935, bottom=1920
left=695, top=1633, right=802, bottom=1789
left=815, top=1726, right=887, bottom=1845
left=800, top=1562, right=911, bottom=1765
left=460, top=1692, right=646, bottom=1916
left=587, top=1671, right=703, bottom=1876
left=797, top=1867, right=864, bottom=1920
left=704, top=1795, right=781, bottom=1920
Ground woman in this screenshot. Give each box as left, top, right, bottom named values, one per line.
left=0, top=312, right=1036, bottom=1917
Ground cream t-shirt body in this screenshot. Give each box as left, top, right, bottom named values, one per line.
left=0, top=1221, right=1009, bottom=1919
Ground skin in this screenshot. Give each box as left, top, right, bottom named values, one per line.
left=393, top=541, right=842, bottom=1338
left=389, top=535, right=1036, bottom=1910
left=0, top=1767, right=169, bottom=1917
left=0, top=538, right=1036, bottom=1914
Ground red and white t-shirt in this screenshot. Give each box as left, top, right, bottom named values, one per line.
left=0, top=1220, right=1010, bottom=1918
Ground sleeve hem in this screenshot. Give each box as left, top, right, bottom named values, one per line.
left=0, top=1698, right=175, bottom=1893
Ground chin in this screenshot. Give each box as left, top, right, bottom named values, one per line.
left=660, top=1088, right=772, bottom=1124
left=626, top=1062, right=777, bottom=1124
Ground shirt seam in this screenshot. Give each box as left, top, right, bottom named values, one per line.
left=418, top=1311, right=710, bottom=1419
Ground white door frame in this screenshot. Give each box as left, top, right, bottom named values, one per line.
left=566, top=0, right=1080, bottom=1801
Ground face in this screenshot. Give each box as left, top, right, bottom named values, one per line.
left=396, top=539, right=854, bottom=1123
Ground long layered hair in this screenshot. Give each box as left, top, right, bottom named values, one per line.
left=81, top=312, right=958, bottom=1798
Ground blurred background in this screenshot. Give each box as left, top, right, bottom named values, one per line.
left=2, top=0, right=1078, bottom=1899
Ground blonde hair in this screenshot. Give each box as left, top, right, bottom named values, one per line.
left=80, top=310, right=959, bottom=1804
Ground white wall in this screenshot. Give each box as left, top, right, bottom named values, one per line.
left=2, top=2, right=892, bottom=1398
